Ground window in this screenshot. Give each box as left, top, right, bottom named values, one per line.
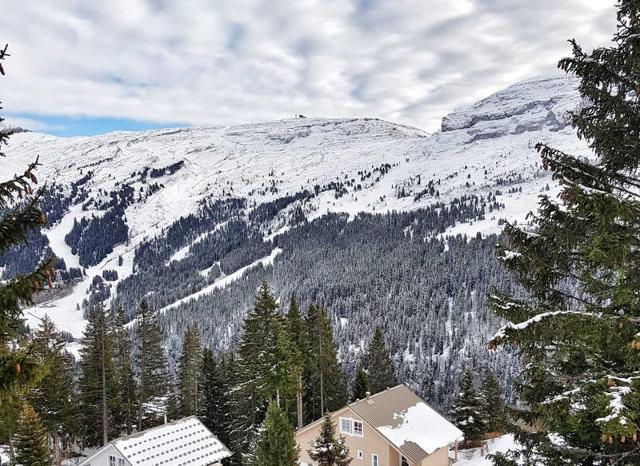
left=340, top=417, right=352, bottom=435
left=401, top=456, right=409, bottom=466
left=371, top=453, right=379, bottom=466
left=109, top=456, right=116, bottom=466
left=118, top=460, right=125, bottom=466
left=353, top=420, right=363, bottom=437
left=357, top=450, right=363, bottom=459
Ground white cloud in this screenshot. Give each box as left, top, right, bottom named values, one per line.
left=2, top=0, right=618, bottom=133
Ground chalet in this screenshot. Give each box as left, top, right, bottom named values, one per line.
left=78, top=416, right=231, bottom=466
left=296, top=384, right=463, bottom=466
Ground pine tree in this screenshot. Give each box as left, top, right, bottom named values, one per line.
left=254, top=403, right=299, bottom=466
left=479, top=368, right=507, bottom=434
left=304, top=305, right=348, bottom=423
left=13, top=403, right=52, bottom=466
left=351, top=362, right=368, bottom=402
left=230, top=283, right=282, bottom=464
left=489, top=2, right=640, bottom=463
left=0, top=43, right=55, bottom=396
left=111, top=306, right=136, bottom=436
left=286, top=293, right=309, bottom=429
left=135, top=300, right=170, bottom=429
left=363, top=326, right=395, bottom=395
left=178, top=325, right=201, bottom=417
left=199, top=349, right=232, bottom=449
left=450, top=369, right=485, bottom=446
left=308, top=413, right=352, bottom=466
left=29, top=316, right=78, bottom=462
left=79, top=306, right=114, bottom=447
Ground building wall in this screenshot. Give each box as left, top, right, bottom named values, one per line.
left=80, top=445, right=130, bottom=466
left=296, top=407, right=400, bottom=466
left=420, top=447, right=448, bottom=466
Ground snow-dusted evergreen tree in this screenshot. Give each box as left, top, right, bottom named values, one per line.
left=29, top=316, right=78, bottom=462
left=363, top=326, right=395, bottom=395
left=286, top=294, right=309, bottom=429
left=253, top=403, right=298, bottom=466
left=230, top=283, right=284, bottom=464
left=479, top=368, right=507, bottom=434
left=177, top=325, right=201, bottom=417
left=199, top=349, right=232, bottom=452
left=79, top=306, right=115, bottom=446
left=111, top=306, right=136, bottom=435
left=135, top=300, right=170, bottom=429
left=351, top=362, right=368, bottom=401
left=490, top=2, right=640, bottom=463
left=450, top=369, right=485, bottom=445
left=308, top=413, right=352, bottom=466
left=0, top=42, right=54, bottom=397
left=13, top=403, right=52, bottom=466
left=305, top=305, right=347, bottom=423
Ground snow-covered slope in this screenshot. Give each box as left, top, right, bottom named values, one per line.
left=4, top=75, right=588, bottom=336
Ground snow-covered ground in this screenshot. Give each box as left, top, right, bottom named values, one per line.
left=456, top=435, right=517, bottom=466
left=3, top=74, right=589, bottom=337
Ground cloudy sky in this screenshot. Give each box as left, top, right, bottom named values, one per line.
left=3, top=0, right=616, bottom=136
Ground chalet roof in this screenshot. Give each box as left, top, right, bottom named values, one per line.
left=81, top=416, right=231, bottom=466
left=297, top=384, right=462, bottom=465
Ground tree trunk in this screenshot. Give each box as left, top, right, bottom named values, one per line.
left=296, top=373, right=304, bottom=429
left=101, top=323, right=109, bottom=446
left=319, top=333, right=324, bottom=415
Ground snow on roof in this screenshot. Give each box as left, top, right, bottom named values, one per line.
left=90, top=416, right=231, bottom=466
left=376, top=400, right=464, bottom=461
left=349, top=385, right=463, bottom=463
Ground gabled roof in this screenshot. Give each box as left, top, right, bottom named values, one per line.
left=297, top=384, right=463, bottom=465
left=350, top=385, right=463, bottom=464
left=80, top=416, right=231, bottom=466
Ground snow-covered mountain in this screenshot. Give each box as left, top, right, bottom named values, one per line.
left=3, top=75, right=588, bottom=404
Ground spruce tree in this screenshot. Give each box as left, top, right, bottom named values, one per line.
left=0, top=43, right=55, bottom=396
left=254, top=403, right=298, bottom=466
left=230, top=283, right=282, bottom=464
left=450, top=369, right=485, bottom=446
left=200, top=349, right=232, bottom=448
left=29, top=316, right=78, bottom=462
left=363, top=326, right=395, bottom=395
left=13, top=403, right=52, bottom=466
left=286, top=293, right=309, bottom=429
left=308, top=413, right=352, bottom=466
left=304, top=305, right=348, bottom=423
left=111, top=306, right=136, bottom=435
left=178, top=325, right=201, bottom=417
left=135, top=300, right=170, bottom=429
left=489, top=2, right=640, bottom=463
left=79, top=306, right=114, bottom=447
left=351, top=362, right=369, bottom=402
left=479, top=368, right=507, bottom=434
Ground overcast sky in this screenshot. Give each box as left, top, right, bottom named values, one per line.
left=3, top=0, right=617, bottom=136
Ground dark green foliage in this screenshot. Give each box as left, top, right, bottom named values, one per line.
left=0, top=44, right=55, bottom=398
left=111, top=306, right=136, bottom=435
left=230, top=283, right=292, bottom=463
left=254, top=403, right=299, bottom=466
left=308, top=413, right=352, bottom=466
left=79, top=307, right=115, bottom=447
left=29, top=316, right=78, bottom=459
left=351, top=362, right=369, bottom=402
left=135, top=300, right=170, bottom=429
left=304, top=305, right=348, bottom=423
left=450, top=369, right=486, bottom=444
left=13, top=403, right=52, bottom=466
left=199, top=349, right=232, bottom=449
left=489, top=2, right=640, bottom=463
left=178, top=325, right=201, bottom=417
left=479, top=368, right=507, bottom=433
left=363, top=326, right=395, bottom=395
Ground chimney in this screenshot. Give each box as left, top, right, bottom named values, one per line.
left=366, top=391, right=374, bottom=404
